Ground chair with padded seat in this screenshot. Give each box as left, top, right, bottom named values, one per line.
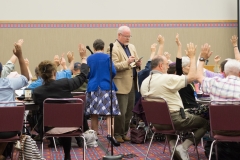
left=208, top=100, right=240, bottom=160
left=141, top=97, right=200, bottom=160
left=49, top=93, right=86, bottom=152
left=42, top=98, right=86, bottom=159
left=0, top=102, right=25, bottom=160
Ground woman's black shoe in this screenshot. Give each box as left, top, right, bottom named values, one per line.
left=107, top=135, right=120, bottom=147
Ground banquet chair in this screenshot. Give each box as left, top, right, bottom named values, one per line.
left=0, top=102, right=25, bottom=159
left=49, top=92, right=86, bottom=151
left=208, top=101, right=240, bottom=160
left=141, top=97, right=199, bottom=160
left=42, top=98, right=86, bottom=159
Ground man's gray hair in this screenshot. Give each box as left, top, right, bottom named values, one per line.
left=117, top=26, right=130, bottom=34
left=224, top=59, right=240, bottom=76
left=151, top=55, right=164, bottom=69
left=182, top=56, right=190, bottom=67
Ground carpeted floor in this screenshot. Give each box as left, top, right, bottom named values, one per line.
left=9, top=120, right=209, bottom=160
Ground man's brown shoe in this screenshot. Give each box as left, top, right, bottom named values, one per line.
left=115, top=137, right=124, bottom=143
left=122, top=136, right=131, bottom=141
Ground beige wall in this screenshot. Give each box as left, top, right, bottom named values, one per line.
left=0, top=0, right=237, bottom=20
left=0, top=27, right=237, bottom=75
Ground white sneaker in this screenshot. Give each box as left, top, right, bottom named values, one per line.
left=176, top=144, right=189, bottom=160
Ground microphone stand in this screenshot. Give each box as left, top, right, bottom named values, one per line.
left=103, top=43, right=121, bottom=159
left=109, top=43, right=114, bottom=155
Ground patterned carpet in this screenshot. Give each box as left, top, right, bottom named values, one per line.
left=38, top=121, right=208, bottom=160
left=9, top=120, right=208, bottom=160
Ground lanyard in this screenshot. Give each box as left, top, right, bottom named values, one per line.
left=189, top=83, right=197, bottom=98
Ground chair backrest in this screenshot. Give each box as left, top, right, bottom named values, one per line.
left=141, top=97, right=174, bottom=130
left=43, top=98, right=84, bottom=131
left=0, top=102, right=25, bottom=132
left=209, top=101, right=240, bottom=134
left=71, top=92, right=85, bottom=95
left=71, top=92, right=86, bottom=103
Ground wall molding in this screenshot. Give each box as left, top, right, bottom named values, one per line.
left=0, top=20, right=237, bottom=23
left=0, top=20, right=237, bottom=28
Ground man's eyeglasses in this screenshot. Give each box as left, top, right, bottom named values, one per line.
left=120, top=33, right=132, bottom=38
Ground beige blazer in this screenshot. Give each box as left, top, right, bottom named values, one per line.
left=110, top=40, right=139, bottom=94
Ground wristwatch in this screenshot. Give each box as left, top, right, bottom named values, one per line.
left=199, top=57, right=206, bottom=62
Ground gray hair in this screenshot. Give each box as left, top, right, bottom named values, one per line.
left=93, top=39, right=104, bottom=51
left=117, top=26, right=130, bottom=34
left=182, top=56, right=190, bottom=67
left=224, top=59, right=240, bottom=76
left=151, top=55, right=164, bottom=69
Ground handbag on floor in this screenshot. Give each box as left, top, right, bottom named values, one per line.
left=130, top=121, right=146, bottom=144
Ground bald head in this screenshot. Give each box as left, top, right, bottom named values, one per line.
left=151, top=55, right=169, bottom=73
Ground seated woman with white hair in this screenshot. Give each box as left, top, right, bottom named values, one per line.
left=174, top=34, right=208, bottom=118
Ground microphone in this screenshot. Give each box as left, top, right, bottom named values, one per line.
left=86, top=46, right=93, bottom=54
left=109, top=43, right=114, bottom=53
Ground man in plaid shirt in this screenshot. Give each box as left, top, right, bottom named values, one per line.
left=198, top=48, right=240, bottom=103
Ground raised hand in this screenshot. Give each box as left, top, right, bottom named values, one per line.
left=59, top=54, right=67, bottom=70
left=157, top=35, right=165, bottom=44
left=13, top=43, right=22, bottom=58
left=185, top=42, right=197, bottom=58
left=230, top=35, right=238, bottom=47
left=200, top=43, right=212, bottom=60
left=151, top=43, right=157, bottom=53
left=163, top=52, right=171, bottom=60
left=175, top=33, right=181, bottom=46
left=16, top=39, right=24, bottom=46
left=60, top=53, right=66, bottom=66
left=13, top=42, right=29, bottom=80
left=214, top=55, right=221, bottom=64
left=78, top=43, right=87, bottom=59
left=53, top=55, right=60, bottom=67
left=24, top=58, right=29, bottom=67
left=67, top=51, right=74, bottom=63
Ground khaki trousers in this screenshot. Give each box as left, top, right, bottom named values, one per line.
left=114, top=83, right=135, bottom=138
left=154, top=112, right=209, bottom=145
